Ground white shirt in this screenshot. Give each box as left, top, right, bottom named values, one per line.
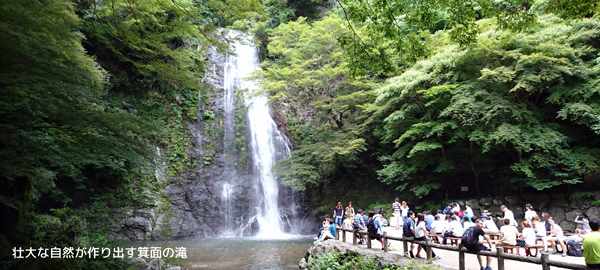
left=500, top=225, right=519, bottom=245
left=401, top=205, right=409, bottom=217
left=416, top=221, right=426, bottom=238
left=522, top=227, right=536, bottom=246
left=449, top=220, right=464, bottom=237
left=503, top=209, right=517, bottom=226
left=484, top=219, right=499, bottom=233
left=463, top=221, right=475, bottom=230
left=465, top=206, right=474, bottom=216
left=534, top=221, right=546, bottom=236
left=431, top=220, right=445, bottom=234
left=525, top=209, right=537, bottom=222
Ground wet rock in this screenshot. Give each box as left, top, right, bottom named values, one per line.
left=298, top=258, right=308, bottom=269
left=492, top=199, right=503, bottom=206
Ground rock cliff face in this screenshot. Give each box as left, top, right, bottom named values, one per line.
left=118, top=33, right=311, bottom=241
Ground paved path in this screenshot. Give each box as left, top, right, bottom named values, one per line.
left=336, top=226, right=587, bottom=270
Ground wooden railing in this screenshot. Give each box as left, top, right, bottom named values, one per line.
left=335, top=227, right=589, bottom=270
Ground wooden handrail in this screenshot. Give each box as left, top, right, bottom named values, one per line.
left=334, top=227, right=589, bottom=270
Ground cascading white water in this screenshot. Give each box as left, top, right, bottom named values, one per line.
left=221, top=183, right=234, bottom=235
left=221, top=32, right=292, bottom=238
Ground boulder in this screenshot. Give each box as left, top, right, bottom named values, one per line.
left=465, top=199, right=480, bottom=211
left=560, top=220, right=576, bottom=233
left=565, top=209, right=584, bottom=222
left=548, top=207, right=566, bottom=222
left=479, top=197, right=493, bottom=206
left=586, top=207, right=600, bottom=219
left=492, top=199, right=503, bottom=206
left=298, top=258, right=308, bottom=269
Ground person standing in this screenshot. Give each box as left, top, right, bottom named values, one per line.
left=393, top=198, right=402, bottom=230
left=524, top=204, right=537, bottom=225
left=462, top=219, right=494, bottom=270
left=497, top=205, right=517, bottom=226
left=333, top=202, right=344, bottom=227
left=583, top=218, right=600, bottom=268
left=575, top=214, right=591, bottom=235
left=345, top=201, right=355, bottom=221
left=425, top=210, right=434, bottom=232
left=465, top=203, right=474, bottom=217
left=401, top=201, right=410, bottom=224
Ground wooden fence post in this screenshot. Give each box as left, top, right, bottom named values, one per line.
left=342, top=229, right=346, bottom=242
left=352, top=230, right=357, bottom=245
left=497, top=247, right=505, bottom=270
left=403, top=239, right=408, bottom=256
left=335, top=227, right=339, bottom=240
left=541, top=253, right=550, bottom=270
left=367, top=233, right=372, bottom=249
left=459, top=244, right=465, bottom=270
left=383, top=232, right=388, bottom=253
left=426, top=238, right=432, bottom=259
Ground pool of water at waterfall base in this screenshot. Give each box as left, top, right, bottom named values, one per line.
left=129, top=236, right=314, bottom=269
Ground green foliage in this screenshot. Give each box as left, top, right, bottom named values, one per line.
left=374, top=15, right=600, bottom=196
left=255, top=15, right=375, bottom=193
left=307, top=250, right=438, bottom=269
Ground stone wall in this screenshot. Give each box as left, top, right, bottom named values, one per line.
left=457, top=191, right=600, bottom=231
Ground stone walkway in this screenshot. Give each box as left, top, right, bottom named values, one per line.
left=335, top=226, right=587, bottom=270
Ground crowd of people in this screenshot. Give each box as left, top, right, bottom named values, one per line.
left=315, top=199, right=600, bottom=270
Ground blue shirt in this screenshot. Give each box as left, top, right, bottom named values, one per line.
left=354, top=214, right=364, bottom=229
left=425, top=215, right=434, bottom=230
left=362, top=215, right=369, bottom=227
left=374, top=216, right=383, bottom=235
left=329, top=223, right=336, bottom=237
left=403, top=218, right=415, bottom=237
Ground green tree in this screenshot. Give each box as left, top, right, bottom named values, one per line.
left=374, top=15, right=600, bottom=196
left=253, top=16, right=374, bottom=192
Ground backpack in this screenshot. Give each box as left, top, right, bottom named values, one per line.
left=461, top=227, right=477, bottom=247
left=458, top=210, right=463, bottom=218
left=367, top=219, right=377, bottom=235
left=567, top=242, right=583, bottom=257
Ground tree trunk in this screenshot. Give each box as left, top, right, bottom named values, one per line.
left=470, top=140, right=480, bottom=195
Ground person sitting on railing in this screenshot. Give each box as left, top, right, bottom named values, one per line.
left=583, top=218, right=600, bottom=268
left=374, top=211, right=389, bottom=250
left=403, top=210, right=417, bottom=257
left=353, top=209, right=367, bottom=244
left=462, top=219, right=494, bottom=270
left=541, top=217, right=567, bottom=255
left=414, top=213, right=441, bottom=259
left=442, top=215, right=464, bottom=245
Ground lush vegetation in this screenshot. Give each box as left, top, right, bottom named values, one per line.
left=0, top=0, right=260, bottom=269
left=256, top=0, right=600, bottom=209
left=307, top=250, right=439, bottom=269
left=2, top=0, right=600, bottom=268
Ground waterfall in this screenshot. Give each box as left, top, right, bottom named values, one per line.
left=219, top=32, right=294, bottom=238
